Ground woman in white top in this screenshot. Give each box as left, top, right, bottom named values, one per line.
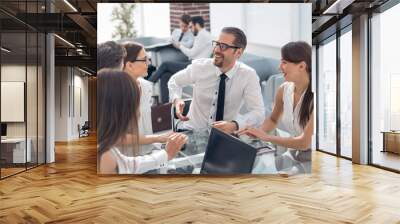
left=97, top=69, right=187, bottom=174
left=122, top=42, right=173, bottom=154
left=239, top=41, right=313, bottom=173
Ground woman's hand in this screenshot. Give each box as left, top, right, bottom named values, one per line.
left=165, top=133, right=188, bottom=160
left=237, top=127, right=270, bottom=142
left=156, top=132, right=174, bottom=143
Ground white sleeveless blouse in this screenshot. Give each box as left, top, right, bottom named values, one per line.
left=280, top=82, right=305, bottom=137
left=278, top=82, right=311, bottom=172
left=137, top=78, right=154, bottom=156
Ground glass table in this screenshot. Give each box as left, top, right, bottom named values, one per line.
left=152, top=128, right=311, bottom=175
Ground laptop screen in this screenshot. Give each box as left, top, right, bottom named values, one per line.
left=201, top=128, right=257, bottom=174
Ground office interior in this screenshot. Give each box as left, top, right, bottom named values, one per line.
left=0, top=0, right=400, bottom=222
left=0, top=0, right=96, bottom=179
left=313, top=0, right=400, bottom=172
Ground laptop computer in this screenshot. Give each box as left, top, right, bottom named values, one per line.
left=200, top=128, right=258, bottom=174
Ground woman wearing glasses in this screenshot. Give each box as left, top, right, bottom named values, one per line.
left=122, top=42, right=174, bottom=155
left=238, top=41, right=313, bottom=174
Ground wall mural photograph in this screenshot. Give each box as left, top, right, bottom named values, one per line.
left=96, top=3, right=313, bottom=175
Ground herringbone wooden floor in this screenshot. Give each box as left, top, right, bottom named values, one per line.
left=1, top=135, right=400, bottom=223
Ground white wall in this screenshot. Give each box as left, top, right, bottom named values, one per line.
left=55, top=67, right=68, bottom=141
left=72, top=73, right=89, bottom=138
left=1, top=82, right=25, bottom=122
left=55, top=67, right=89, bottom=141
left=210, top=3, right=311, bottom=59
left=1, top=65, right=26, bottom=139
left=210, top=4, right=244, bottom=33
left=1, top=64, right=46, bottom=163
left=1, top=65, right=26, bottom=82
left=1, top=65, right=37, bottom=137
left=135, top=3, right=170, bottom=38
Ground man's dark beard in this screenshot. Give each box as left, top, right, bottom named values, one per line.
left=213, top=54, right=224, bottom=67
left=193, top=29, right=198, bottom=36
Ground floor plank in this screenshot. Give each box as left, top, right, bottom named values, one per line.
left=0, top=135, right=400, bottom=223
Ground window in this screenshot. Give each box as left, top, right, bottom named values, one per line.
left=317, top=37, right=337, bottom=154
left=339, top=29, right=352, bottom=158
left=370, top=2, right=400, bottom=171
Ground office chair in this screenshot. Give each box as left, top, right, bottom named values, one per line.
left=79, top=121, right=90, bottom=138
left=171, top=99, right=191, bottom=132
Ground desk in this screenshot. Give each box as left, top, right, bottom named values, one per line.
left=382, top=131, right=400, bottom=154
left=1, top=138, right=31, bottom=164
left=153, top=129, right=311, bottom=175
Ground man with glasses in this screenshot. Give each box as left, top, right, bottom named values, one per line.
left=148, top=16, right=213, bottom=103
left=168, top=27, right=265, bottom=133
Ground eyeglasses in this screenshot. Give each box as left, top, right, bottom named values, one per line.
left=212, top=41, right=240, bottom=51
left=133, top=56, right=151, bottom=65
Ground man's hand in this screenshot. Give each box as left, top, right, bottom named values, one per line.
left=172, top=41, right=180, bottom=49
left=212, top=121, right=238, bottom=134
left=174, top=99, right=189, bottom=121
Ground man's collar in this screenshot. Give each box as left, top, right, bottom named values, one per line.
left=215, top=61, right=238, bottom=79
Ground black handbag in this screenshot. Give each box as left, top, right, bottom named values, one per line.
left=151, top=96, right=172, bottom=133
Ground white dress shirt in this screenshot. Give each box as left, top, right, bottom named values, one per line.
left=111, top=147, right=168, bottom=174
left=138, top=78, right=153, bottom=136
left=179, top=28, right=213, bottom=60
left=170, top=28, right=194, bottom=49
left=168, top=58, right=265, bottom=130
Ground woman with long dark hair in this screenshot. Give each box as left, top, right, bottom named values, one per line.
left=97, top=69, right=187, bottom=174
left=238, top=41, right=313, bottom=172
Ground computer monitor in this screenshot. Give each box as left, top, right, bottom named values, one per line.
left=1, top=123, right=7, bottom=137
left=200, top=128, right=257, bottom=174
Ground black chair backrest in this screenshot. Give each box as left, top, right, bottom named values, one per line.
left=82, top=121, right=90, bottom=129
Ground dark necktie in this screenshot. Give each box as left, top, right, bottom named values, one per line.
left=178, top=32, right=184, bottom=42
left=216, top=74, right=227, bottom=121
